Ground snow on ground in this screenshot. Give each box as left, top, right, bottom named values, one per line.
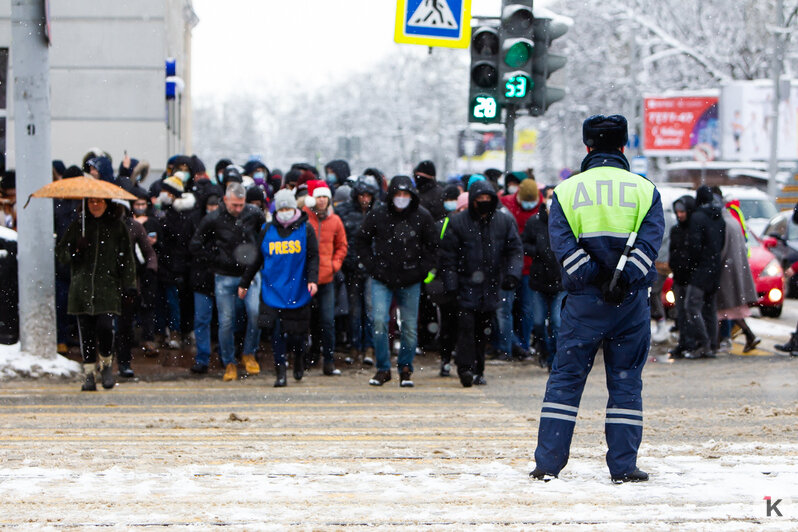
left=1, top=443, right=796, bottom=529
left=0, top=343, right=80, bottom=379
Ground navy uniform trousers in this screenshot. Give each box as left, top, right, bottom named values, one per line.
left=534, top=289, right=649, bottom=477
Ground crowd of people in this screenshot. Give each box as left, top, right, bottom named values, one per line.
left=1, top=134, right=793, bottom=394
left=38, top=150, right=566, bottom=391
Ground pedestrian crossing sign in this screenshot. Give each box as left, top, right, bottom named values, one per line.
left=395, top=0, right=472, bottom=49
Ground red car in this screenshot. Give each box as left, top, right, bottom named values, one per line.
left=662, top=240, right=784, bottom=317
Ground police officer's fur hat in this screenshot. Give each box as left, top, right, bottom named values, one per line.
left=582, top=114, right=628, bottom=150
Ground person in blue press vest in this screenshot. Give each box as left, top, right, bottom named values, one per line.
left=530, top=115, right=664, bottom=484
left=238, top=189, right=319, bottom=387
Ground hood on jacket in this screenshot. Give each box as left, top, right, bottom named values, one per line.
left=325, top=160, right=350, bottom=186
left=468, top=179, right=499, bottom=220
left=672, top=195, right=696, bottom=226
left=387, top=175, right=420, bottom=214
left=89, top=156, right=115, bottom=182
left=350, top=175, right=380, bottom=203
left=696, top=186, right=724, bottom=219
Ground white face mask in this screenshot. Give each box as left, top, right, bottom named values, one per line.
left=276, top=209, right=295, bottom=223
left=508, top=185, right=519, bottom=195
left=546, top=199, right=552, bottom=210
left=174, top=170, right=190, bottom=183
left=393, top=196, right=411, bottom=210
left=158, top=191, right=173, bottom=206
left=443, top=200, right=458, bottom=212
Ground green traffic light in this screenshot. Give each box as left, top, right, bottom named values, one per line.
left=470, top=95, right=500, bottom=122
left=504, top=41, right=531, bottom=68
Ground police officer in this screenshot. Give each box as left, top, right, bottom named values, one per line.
left=530, top=115, right=664, bottom=483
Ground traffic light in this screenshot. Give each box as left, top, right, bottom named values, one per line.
left=529, top=15, right=569, bottom=116
left=498, top=1, right=534, bottom=106
left=468, top=25, right=501, bottom=123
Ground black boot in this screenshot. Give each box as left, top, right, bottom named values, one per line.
left=98, top=355, right=115, bottom=389
left=274, top=364, right=287, bottom=387
left=458, top=368, right=474, bottom=388
left=81, top=363, right=97, bottom=392
left=293, top=352, right=304, bottom=381
left=529, top=467, right=557, bottom=482
left=611, top=468, right=649, bottom=484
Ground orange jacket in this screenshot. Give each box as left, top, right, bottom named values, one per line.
left=303, top=206, right=348, bottom=285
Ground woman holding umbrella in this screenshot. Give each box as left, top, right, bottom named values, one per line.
left=56, top=196, right=136, bottom=391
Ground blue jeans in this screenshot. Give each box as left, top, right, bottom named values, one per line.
left=193, top=292, right=214, bottom=366
left=530, top=290, right=566, bottom=366
left=164, top=282, right=181, bottom=333
left=371, top=279, right=420, bottom=372
left=316, top=282, right=336, bottom=363
left=215, top=273, right=261, bottom=367
left=347, top=276, right=373, bottom=351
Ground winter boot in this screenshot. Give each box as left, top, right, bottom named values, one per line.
left=118, top=361, right=135, bottom=379
left=274, top=364, right=287, bottom=387
left=472, top=374, right=487, bottom=385
left=529, top=467, right=557, bottom=482
left=611, top=468, right=649, bottom=484
left=81, top=363, right=97, bottom=392
left=222, top=363, right=237, bottom=382
left=743, top=336, right=761, bottom=353
left=774, top=332, right=798, bottom=353
left=242, top=354, right=261, bottom=375
left=345, top=348, right=358, bottom=366
left=458, top=369, right=474, bottom=388
left=98, top=355, right=115, bottom=390
left=361, top=347, right=374, bottom=367
left=293, top=352, right=304, bottom=381
left=439, top=361, right=451, bottom=377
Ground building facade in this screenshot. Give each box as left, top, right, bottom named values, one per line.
left=0, top=0, right=196, bottom=174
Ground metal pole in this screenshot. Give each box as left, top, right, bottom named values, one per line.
left=767, top=0, right=784, bottom=202
left=504, top=105, right=516, bottom=174
left=12, top=0, right=56, bottom=358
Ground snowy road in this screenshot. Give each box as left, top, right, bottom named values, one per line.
left=1, top=343, right=797, bottom=530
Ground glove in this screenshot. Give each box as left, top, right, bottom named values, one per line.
left=501, top=276, right=519, bottom=291
left=601, top=276, right=628, bottom=306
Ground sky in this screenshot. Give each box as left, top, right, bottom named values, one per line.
left=190, top=0, right=503, bottom=102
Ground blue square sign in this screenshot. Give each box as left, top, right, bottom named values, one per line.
left=395, top=0, right=472, bottom=48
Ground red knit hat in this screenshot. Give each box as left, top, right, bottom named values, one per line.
left=305, top=179, right=331, bottom=208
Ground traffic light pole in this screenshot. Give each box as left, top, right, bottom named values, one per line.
left=504, top=105, right=516, bottom=174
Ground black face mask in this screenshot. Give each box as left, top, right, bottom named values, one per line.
left=475, top=201, right=493, bottom=216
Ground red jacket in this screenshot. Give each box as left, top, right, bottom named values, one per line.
left=500, top=193, right=539, bottom=276
left=303, top=207, right=348, bottom=285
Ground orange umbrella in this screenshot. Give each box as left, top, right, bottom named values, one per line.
left=27, top=175, right=137, bottom=202
left=24, top=175, right=137, bottom=235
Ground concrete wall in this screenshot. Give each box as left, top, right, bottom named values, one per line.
left=0, top=0, right=195, bottom=176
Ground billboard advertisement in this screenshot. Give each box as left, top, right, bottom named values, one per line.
left=644, top=94, right=719, bottom=156
left=720, top=80, right=798, bottom=161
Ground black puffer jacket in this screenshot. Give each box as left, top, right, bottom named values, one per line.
left=189, top=202, right=266, bottom=277
left=158, top=197, right=196, bottom=284
left=668, top=195, right=696, bottom=286
left=354, top=175, right=438, bottom=289
left=687, top=187, right=726, bottom=293
left=523, top=203, right=562, bottom=295
left=416, top=178, right=446, bottom=221
left=439, top=180, right=523, bottom=311
left=337, top=178, right=382, bottom=276
left=186, top=188, right=224, bottom=294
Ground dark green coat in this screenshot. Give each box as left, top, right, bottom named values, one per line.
left=56, top=211, right=136, bottom=315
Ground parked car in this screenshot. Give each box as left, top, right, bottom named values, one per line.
left=760, top=210, right=798, bottom=297
left=0, top=226, right=18, bottom=344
